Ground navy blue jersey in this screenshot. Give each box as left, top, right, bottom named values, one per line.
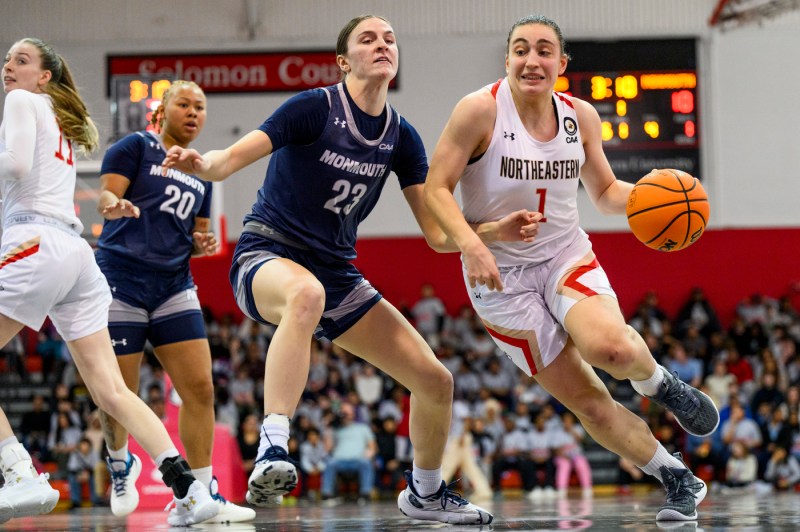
left=97, top=131, right=213, bottom=272
left=242, top=83, right=427, bottom=263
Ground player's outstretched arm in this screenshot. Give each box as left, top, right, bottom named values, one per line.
left=162, top=130, right=273, bottom=182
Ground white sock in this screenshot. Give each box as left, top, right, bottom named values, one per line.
left=258, top=413, right=291, bottom=456
left=192, top=466, right=213, bottom=488
left=411, top=464, right=443, bottom=498
left=631, top=365, right=665, bottom=397
left=639, top=444, right=686, bottom=484
left=154, top=448, right=180, bottom=468
left=106, top=444, right=130, bottom=471
left=0, top=439, right=35, bottom=478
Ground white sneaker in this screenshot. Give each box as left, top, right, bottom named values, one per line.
left=246, top=446, right=297, bottom=507
left=397, top=470, right=493, bottom=525
left=527, top=486, right=543, bottom=501
left=543, top=486, right=557, bottom=499
left=0, top=472, right=59, bottom=523
left=204, top=476, right=255, bottom=523
left=107, top=452, right=141, bottom=516
left=165, top=479, right=219, bottom=526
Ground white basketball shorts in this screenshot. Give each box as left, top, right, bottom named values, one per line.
left=464, top=236, right=616, bottom=377
left=0, top=221, right=111, bottom=341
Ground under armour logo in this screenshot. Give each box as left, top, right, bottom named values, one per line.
left=504, top=131, right=515, bottom=140
left=334, top=117, right=347, bottom=128
left=181, top=496, right=196, bottom=511
left=473, top=292, right=482, bottom=299
left=111, top=338, right=128, bottom=347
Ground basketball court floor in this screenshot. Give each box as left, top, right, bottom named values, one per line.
left=1, top=488, right=796, bottom=531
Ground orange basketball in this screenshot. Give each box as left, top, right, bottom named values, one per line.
left=626, top=169, right=709, bottom=252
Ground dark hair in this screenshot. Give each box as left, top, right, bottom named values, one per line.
left=335, top=14, right=392, bottom=80
left=506, top=15, right=571, bottom=60
left=15, top=38, right=99, bottom=153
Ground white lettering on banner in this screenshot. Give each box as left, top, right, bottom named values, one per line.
left=138, top=60, right=267, bottom=89
left=278, top=56, right=340, bottom=86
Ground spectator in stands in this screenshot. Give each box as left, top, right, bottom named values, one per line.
left=758, top=405, right=792, bottom=472
left=67, top=438, right=103, bottom=509
left=353, top=364, right=383, bottom=407
left=685, top=430, right=726, bottom=483
left=737, top=293, right=775, bottom=326
left=763, top=446, right=800, bottom=491
left=722, top=441, right=758, bottom=492
left=492, top=417, right=535, bottom=497
left=704, top=359, right=737, bottom=409
left=19, top=395, right=50, bottom=460
left=471, top=417, right=497, bottom=484
left=214, top=387, right=239, bottom=437
left=724, top=343, right=755, bottom=395
left=481, top=358, right=514, bottom=406
left=665, top=342, right=703, bottom=389
left=453, top=361, right=482, bottom=402
left=230, top=366, right=257, bottom=415
left=721, top=403, right=763, bottom=457
left=441, top=403, right=492, bottom=502
left=411, top=283, right=447, bottom=346
left=374, top=417, right=406, bottom=497
left=0, top=332, right=26, bottom=382
left=48, top=412, right=82, bottom=478
left=237, top=414, right=261, bottom=477
left=751, top=373, right=785, bottom=417
left=299, top=428, right=328, bottom=500
left=675, top=287, right=722, bottom=340
left=321, top=402, right=376, bottom=504
left=552, top=411, right=592, bottom=498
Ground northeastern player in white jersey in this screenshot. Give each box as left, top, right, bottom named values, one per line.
left=0, top=39, right=218, bottom=526
left=425, top=16, right=719, bottom=522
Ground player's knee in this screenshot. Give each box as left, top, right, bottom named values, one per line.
left=415, top=362, right=453, bottom=403
left=285, top=281, right=325, bottom=322
left=591, top=328, right=639, bottom=374
left=183, top=376, right=214, bottom=406
left=91, top=387, right=126, bottom=418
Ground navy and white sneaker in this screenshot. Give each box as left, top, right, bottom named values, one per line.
left=656, top=453, right=707, bottom=521
left=107, top=452, right=141, bottom=517
left=648, top=367, right=720, bottom=437
left=397, top=470, right=493, bottom=525
left=246, top=446, right=297, bottom=507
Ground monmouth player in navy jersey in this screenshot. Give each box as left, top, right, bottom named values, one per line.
left=163, top=15, right=538, bottom=525
left=95, top=81, right=253, bottom=523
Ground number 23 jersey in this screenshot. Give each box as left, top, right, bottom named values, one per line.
left=97, top=131, right=212, bottom=271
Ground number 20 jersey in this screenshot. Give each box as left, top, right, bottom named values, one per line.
left=97, top=131, right=212, bottom=271
left=460, top=78, right=587, bottom=268
left=244, top=83, right=402, bottom=263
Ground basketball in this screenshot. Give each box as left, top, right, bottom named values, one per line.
left=626, top=169, right=709, bottom=252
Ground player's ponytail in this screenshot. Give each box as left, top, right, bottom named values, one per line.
left=20, top=38, right=99, bottom=154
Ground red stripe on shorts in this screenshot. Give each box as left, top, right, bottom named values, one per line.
left=484, top=326, right=538, bottom=376
left=0, top=244, right=40, bottom=270
left=563, top=258, right=600, bottom=297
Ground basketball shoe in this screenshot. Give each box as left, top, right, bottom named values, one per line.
left=656, top=453, right=707, bottom=521
left=246, top=445, right=297, bottom=507
left=205, top=476, right=255, bottom=523
left=647, top=367, right=719, bottom=436
left=397, top=470, right=493, bottom=525
left=0, top=442, right=59, bottom=524
left=165, top=479, right=219, bottom=526
left=107, top=452, right=141, bottom=516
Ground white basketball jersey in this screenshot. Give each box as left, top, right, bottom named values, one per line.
left=460, top=78, right=586, bottom=267
left=0, top=90, right=83, bottom=232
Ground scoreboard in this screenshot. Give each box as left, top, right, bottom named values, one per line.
left=558, top=39, right=699, bottom=183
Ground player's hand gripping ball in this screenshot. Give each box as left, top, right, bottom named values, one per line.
left=626, top=169, right=709, bottom=252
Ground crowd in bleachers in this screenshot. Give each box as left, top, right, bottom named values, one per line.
left=4, top=283, right=800, bottom=506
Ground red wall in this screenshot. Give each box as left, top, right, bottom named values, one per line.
left=191, top=228, right=800, bottom=327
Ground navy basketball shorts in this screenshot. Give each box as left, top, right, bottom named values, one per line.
left=97, top=259, right=206, bottom=355
left=230, top=238, right=382, bottom=341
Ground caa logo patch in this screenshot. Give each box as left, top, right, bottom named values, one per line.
left=563, top=117, right=578, bottom=137
left=379, top=143, right=394, bottom=151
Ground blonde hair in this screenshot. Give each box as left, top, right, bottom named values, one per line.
left=149, top=80, right=204, bottom=132
left=18, top=38, right=99, bottom=153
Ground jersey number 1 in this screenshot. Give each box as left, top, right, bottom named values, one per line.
left=54, top=127, right=74, bottom=166
left=535, top=188, right=548, bottom=222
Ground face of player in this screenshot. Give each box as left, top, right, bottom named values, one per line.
left=161, top=85, right=207, bottom=147
left=2, top=41, right=51, bottom=94
left=338, top=17, right=398, bottom=84
left=505, top=23, right=567, bottom=98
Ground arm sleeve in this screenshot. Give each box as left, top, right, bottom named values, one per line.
left=0, top=91, right=38, bottom=180
left=392, top=117, right=429, bottom=189
left=257, top=89, right=329, bottom=150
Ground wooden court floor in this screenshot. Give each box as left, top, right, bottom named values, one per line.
left=0, top=488, right=797, bottom=531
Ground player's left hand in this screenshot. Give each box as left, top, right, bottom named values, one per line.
left=193, top=231, right=219, bottom=256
